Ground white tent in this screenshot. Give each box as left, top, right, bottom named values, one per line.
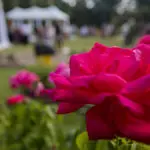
left=23, top=6, right=50, bottom=20
left=7, top=6, right=45, bottom=20
left=47, top=6, right=69, bottom=21
left=0, top=0, right=10, bottom=49
left=7, top=7, right=25, bottom=20
left=6, top=6, right=69, bottom=21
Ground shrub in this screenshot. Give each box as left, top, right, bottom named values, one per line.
left=0, top=100, right=84, bottom=150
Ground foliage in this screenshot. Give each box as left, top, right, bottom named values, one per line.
left=55, top=0, right=71, bottom=14
left=91, top=0, right=121, bottom=25
left=0, top=101, right=56, bottom=150
left=70, top=0, right=91, bottom=26
left=76, top=132, right=150, bottom=150
left=0, top=100, right=84, bottom=150
left=0, top=68, right=18, bottom=101
left=136, top=0, right=150, bottom=7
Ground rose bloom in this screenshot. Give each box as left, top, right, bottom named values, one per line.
left=7, top=94, right=25, bottom=105
left=136, top=35, right=150, bottom=46
left=48, top=38, right=150, bottom=144
left=49, top=63, right=70, bottom=83
left=9, top=70, right=39, bottom=89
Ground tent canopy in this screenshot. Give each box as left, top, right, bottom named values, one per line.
left=6, top=6, right=69, bottom=21
left=47, top=6, right=69, bottom=20
left=7, top=7, right=26, bottom=20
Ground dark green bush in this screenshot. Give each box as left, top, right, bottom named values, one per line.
left=0, top=101, right=84, bottom=150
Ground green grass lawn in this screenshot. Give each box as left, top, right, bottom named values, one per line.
left=1, top=36, right=123, bottom=55
left=0, top=36, right=123, bottom=101
left=65, top=36, right=122, bottom=53
left=0, top=68, right=18, bottom=102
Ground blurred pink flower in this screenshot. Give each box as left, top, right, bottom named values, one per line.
left=49, top=42, right=150, bottom=144
left=136, top=35, right=150, bottom=46
left=9, top=70, right=39, bottom=89
left=49, top=63, right=70, bottom=83
left=35, top=82, right=45, bottom=96
left=7, top=94, right=25, bottom=105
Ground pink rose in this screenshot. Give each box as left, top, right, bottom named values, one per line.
left=136, top=35, right=150, bottom=46
left=49, top=63, right=70, bottom=83
left=9, top=75, right=20, bottom=89
left=7, top=94, right=25, bottom=105
left=9, top=70, right=39, bottom=89
left=49, top=42, right=150, bottom=144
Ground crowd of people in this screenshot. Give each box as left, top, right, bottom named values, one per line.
left=7, top=19, right=150, bottom=50
left=8, top=20, right=66, bottom=50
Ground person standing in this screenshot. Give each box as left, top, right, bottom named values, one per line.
left=53, top=21, right=63, bottom=50
left=20, top=21, right=32, bottom=45
left=33, top=21, right=55, bottom=65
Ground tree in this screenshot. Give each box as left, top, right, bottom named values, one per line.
left=135, top=0, right=150, bottom=22
left=3, top=0, right=15, bottom=11
left=55, top=0, right=71, bottom=14
left=70, top=0, right=91, bottom=26
left=19, top=0, right=30, bottom=8
left=136, top=0, right=150, bottom=7
left=91, top=0, right=121, bottom=26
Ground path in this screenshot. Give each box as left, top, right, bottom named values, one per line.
left=0, top=47, right=70, bottom=67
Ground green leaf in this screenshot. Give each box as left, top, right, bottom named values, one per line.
left=44, top=106, right=55, bottom=119
left=57, top=115, right=64, bottom=123
left=118, top=144, right=131, bottom=150
left=76, top=131, right=89, bottom=150
left=96, top=140, right=115, bottom=150
left=131, top=143, right=138, bottom=150
left=133, top=143, right=150, bottom=150
left=87, top=141, right=97, bottom=150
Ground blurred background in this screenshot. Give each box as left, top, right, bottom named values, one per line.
left=1, top=0, right=150, bottom=51
left=0, top=0, right=150, bottom=149
left=0, top=0, right=150, bottom=66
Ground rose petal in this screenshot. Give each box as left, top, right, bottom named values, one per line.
left=70, top=43, right=109, bottom=76
left=86, top=105, right=115, bottom=140
left=48, top=89, right=73, bottom=102
left=118, top=95, right=143, bottom=114
left=136, top=35, right=150, bottom=46
left=57, top=103, right=84, bottom=114
left=49, top=63, right=70, bottom=83
left=122, top=74, right=150, bottom=100
left=70, top=52, right=92, bottom=76
left=50, top=73, right=71, bottom=88
left=119, top=113, right=150, bottom=144
left=92, top=73, right=127, bottom=93
left=70, top=75, right=94, bottom=88
left=7, top=95, right=25, bottom=105
left=105, top=48, right=139, bottom=81
left=135, top=44, right=150, bottom=64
